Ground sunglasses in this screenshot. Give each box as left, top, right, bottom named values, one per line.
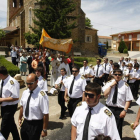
left=85, top=92, right=95, bottom=98
left=26, top=81, right=36, bottom=85
left=114, top=74, right=122, bottom=76
left=72, top=70, right=78, bottom=72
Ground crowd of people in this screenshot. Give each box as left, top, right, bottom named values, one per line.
left=1, top=46, right=140, bottom=140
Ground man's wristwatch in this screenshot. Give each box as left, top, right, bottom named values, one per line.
left=43, top=129, right=47, bottom=133
left=123, top=109, right=127, bottom=113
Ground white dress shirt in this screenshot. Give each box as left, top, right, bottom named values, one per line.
left=58, top=62, right=71, bottom=76
left=20, top=86, right=49, bottom=120
left=57, top=57, right=62, bottom=62
left=38, top=76, right=48, bottom=92
left=94, top=64, right=105, bottom=77
left=55, top=75, right=67, bottom=91
left=64, top=74, right=87, bottom=98
left=79, top=66, right=94, bottom=81
left=71, top=101, right=120, bottom=140
left=123, top=69, right=139, bottom=83
left=102, top=63, right=111, bottom=74
left=0, top=75, right=19, bottom=106
left=120, top=66, right=127, bottom=72
left=11, top=50, right=17, bottom=57
left=102, top=79, right=133, bottom=108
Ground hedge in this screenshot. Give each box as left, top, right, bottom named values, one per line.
left=74, top=57, right=97, bottom=68
left=0, top=56, right=20, bottom=77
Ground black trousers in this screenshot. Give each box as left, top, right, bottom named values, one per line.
left=86, top=80, right=90, bottom=84
left=103, top=74, right=109, bottom=83
left=128, top=83, right=136, bottom=99
left=68, top=97, right=82, bottom=117
left=58, top=91, right=67, bottom=117
left=107, top=106, right=124, bottom=139
left=28, top=65, right=34, bottom=74
left=12, top=57, right=16, bottom=65
left=93, top=77, right=103, bottom=86
left=21, top=119, right=43, bottom=140
left=134, top=80, right=140, bottom=98
left=1, top=104, right=20, bottom=140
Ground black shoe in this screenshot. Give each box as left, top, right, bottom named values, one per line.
left=59, top=116, right=64, bottom=119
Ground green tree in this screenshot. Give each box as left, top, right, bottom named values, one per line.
left=85, top=17, right=93, bottom=28
left=0, top=29, right=6, bottom=40
left=106, top=41, right=108, bottom=49
left=118, top=39, right=127, bottom=53
left=25, top=0, right=77, bottom=47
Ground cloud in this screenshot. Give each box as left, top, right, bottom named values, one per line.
left=81, top=0, right=140, bottom=36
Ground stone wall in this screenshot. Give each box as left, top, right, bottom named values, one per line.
left=85, top=28, right=98, bottom=56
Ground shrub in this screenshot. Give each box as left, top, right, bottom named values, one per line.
left=123, top=49, right=128, bottom=54
left=74, top=61, right=83, bottom=68
left=0, top=56, right=20, bottom=77
left=118, top=39, right=127, bottom=53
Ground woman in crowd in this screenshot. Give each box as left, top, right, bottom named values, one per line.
left=20, top=53, right=27, bottom=76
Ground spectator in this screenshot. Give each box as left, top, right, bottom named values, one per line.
left=20, top=53, right=27, bottom=76
left=67, top=55, right=72, bottom=73
left=27, top=52, right=33, bottom=74
left=16, top=50, right=20, bottom=67
left=31, top=55, right=39, bottom=71
left=11, top=47, right=17, bottom=65
left=57, top=54, right=62, bottom=62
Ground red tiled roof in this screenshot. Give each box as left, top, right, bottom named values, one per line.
left=98, top=36, right=112, bottom=39
left=2, top=26, right=19, bottom=33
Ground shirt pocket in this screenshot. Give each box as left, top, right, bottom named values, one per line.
left=76, top=117, right=84, bottom=134
left=90, top=121, right=104, bottom=137
left=118, top=89, right=126, bottom=102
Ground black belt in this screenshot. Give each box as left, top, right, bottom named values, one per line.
left=69, top=97, right=82, bottom=100
left=24, top=119, right=43, bottom=124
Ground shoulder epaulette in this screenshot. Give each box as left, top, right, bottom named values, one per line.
left=81, top=76, right=85, bottom=79
left=77, top=101, right=82, bottom=107
left=40, top=91, right=45, bottom=96
left=125, top=82, right=129, bottom=87
left=104, top=109, right=112, bottom=117
left=10, top=80, right=14, bottom=85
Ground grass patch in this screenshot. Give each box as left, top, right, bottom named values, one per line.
left=0, top=56, right=20, bottom=77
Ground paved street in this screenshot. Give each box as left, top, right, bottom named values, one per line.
left=0, top=55, right=139, bottom=140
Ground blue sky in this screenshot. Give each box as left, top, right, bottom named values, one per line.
left=0, top=0, right=140, bottom=36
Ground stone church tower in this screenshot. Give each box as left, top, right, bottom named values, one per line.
left=6, top=0, right=98, bottom=55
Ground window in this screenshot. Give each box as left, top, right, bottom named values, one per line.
left=13, top=0, right=17, bottom=8
left=29, top=8, right=32, bottom=26
left=137, top=34, right=140, bottom=40
left=121, top=36, right=124, bottom=40
left=20, top=0, right=23, bottom=6
left=136, top=42, right=140, bottom=47
left=113, top=36, right=117, bottom=41
left=129, top=35, right=132, bottom=40
left=85, top=35, right=92, bottom=43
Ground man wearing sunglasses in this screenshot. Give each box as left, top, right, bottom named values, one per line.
left=71, top=83, right=120, bottom=140
left=19, top=73, right=49, bottom=140
left=102, top=69, right=133, bottom=139
left=79, top=60, right=94, bottom=84
left=64, top=65, right=87, bottom=117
